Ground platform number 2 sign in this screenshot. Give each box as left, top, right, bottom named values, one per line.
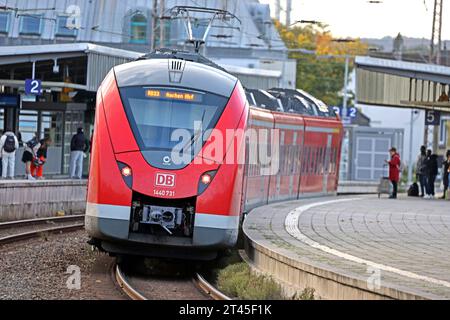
left=25, top=79, right=42, bottom=96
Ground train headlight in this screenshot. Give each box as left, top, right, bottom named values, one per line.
left=198, top=170, right=217, bottom=195
left=117, top=162, right=133, bottom=188
left=121, top=166, right=132, bottom=177
left=201, top=173, right=212, bottom=185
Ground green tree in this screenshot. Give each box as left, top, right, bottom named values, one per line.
left=275, top=21, right=368, bottom=106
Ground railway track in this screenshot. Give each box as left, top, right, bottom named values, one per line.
left=114, top=263, right=231, bottom=301
left=0, top=215, right=85, bottom=245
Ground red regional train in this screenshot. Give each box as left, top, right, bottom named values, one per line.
left=85, top=50, right=343, bottom=260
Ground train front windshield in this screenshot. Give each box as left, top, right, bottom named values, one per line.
left=120, top=87, right=228, bottom=151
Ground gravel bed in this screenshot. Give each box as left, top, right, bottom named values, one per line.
left=0, top=230, right=125, bottom=300
left=127, top=274, right=208, bottom=300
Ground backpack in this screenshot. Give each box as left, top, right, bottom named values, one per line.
left=26, top=138, right=38, bottom=150
left=3, top=135, right=16, bottom=153
left=407, top=182, right=419, bottom=197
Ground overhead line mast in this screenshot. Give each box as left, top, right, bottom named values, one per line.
left=430, top=0, right=444, bottom=64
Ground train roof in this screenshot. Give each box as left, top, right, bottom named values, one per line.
left=246, top=88, right=338, bottom=119
left=114, top=49, right=238, bottom=98
left=138, top=48, right=230, bottom=74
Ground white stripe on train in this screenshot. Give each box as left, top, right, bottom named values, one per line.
left=86, top=202, right=239, bottom=230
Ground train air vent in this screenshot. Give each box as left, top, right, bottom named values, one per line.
left=168, top=59, right=186, bottom=83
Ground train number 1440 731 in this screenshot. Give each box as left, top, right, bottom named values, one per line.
left=153, top=189, right=176, bottom=197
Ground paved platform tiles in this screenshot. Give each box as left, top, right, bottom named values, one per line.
left=243, top=195, right=450, bottom=299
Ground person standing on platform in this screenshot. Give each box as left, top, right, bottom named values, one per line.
left=0, top=129, right=3, bottom=178
left=416, top=146, right=427, bottom=197
left=385, top=147, right=401, bottom=199
left=441, top=150, right=450, bottom=199
left=0, top=128, right=19, bottom=180
left=22, top=134, right=41, bottom=180
left=17, top=132, right=23, bottom=147
left=69, top=127, right=90, bottom=179
left=424, top=149, right=438, bottom=199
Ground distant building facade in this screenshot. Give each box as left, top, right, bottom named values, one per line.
left=0, top=0, right=296, bottom=177
left=0, top=0, right=296, bottom=88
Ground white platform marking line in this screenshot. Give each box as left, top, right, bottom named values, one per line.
left=284, top=198, right=450, bottom=289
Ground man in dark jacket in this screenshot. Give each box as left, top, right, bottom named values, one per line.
left=442, top=150, right=450, bottom=199
left=416, top=146, right=427, bottom=197
left=424, top=149, right=438, bottom=199
left=69, top=127, right=90, bottom=179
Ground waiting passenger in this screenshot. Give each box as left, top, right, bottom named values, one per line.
left=0, top=129, right=2, bottom=178
left=0, top=128, right=19, bottom=180
left=424, top=149, right=438, bottom=199
left=22, top=135, right=41, bottom=181
left=385, top=147, right=400, bottom=199
left=69, top=128, right=90, bottom=179
left=30, top=137, right=52, bottom=180
left=416, top=146, right=427, bottom=197
left=441, top=150, right=450, bottom=199
left=17, top=131, right=23, bottom=147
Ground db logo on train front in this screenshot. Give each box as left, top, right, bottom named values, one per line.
left=155, top=173, right=176, bottom=188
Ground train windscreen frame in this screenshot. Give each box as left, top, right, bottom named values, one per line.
left=119, top=86, right=229, bottom=152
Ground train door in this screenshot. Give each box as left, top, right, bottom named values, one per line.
left=322, top=134, right=332, bottom=194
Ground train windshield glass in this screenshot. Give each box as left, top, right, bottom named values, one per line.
left=120, top=87, right=228, bottom=151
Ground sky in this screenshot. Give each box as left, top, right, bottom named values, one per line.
left=260, top=0, right=450, bottom=40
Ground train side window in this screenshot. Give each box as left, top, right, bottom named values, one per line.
left=303, top=146, right=309, bottom=175
left=306, top=147, right=310, bottom=175
left=317, top=147, right=322, bottom=175
left=314, top=148, right=318, bottom=175
left=310, top=147, right=316, bottom=175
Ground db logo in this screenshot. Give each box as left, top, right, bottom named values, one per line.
left=155, top=173, right=176, bottom=188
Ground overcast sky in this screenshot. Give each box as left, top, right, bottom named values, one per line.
left=260, top=0, right=449, bottom=40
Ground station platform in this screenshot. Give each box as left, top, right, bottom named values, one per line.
left=243, top=195, right=450, bottom=300
left=0, top=179, right=87, bottom=222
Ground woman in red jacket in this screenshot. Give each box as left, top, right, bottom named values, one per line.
left=385, top=147, right=401, bottom=199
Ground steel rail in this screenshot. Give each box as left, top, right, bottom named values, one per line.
left=0, top=215, right=85, bottom=230
left=0, top=223, right=85, bottom=245
left=114, top=264, right=231, bottom=300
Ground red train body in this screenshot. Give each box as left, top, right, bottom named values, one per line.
left=85, top=52, right=343, bottom=260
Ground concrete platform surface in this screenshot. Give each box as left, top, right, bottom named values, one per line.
left=243, top=195, right=450, bottom=300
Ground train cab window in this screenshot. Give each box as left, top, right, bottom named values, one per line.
left=119, top=87, right=228, bottom=151
left=248, top=90, right=281, bottom=111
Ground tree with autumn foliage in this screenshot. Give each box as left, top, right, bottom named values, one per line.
left=274, top=21, right=368, bottom=106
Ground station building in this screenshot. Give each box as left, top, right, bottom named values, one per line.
left=0, top=0, right=295, bottom=176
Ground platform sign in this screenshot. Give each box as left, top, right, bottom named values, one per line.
left=25, top=79, right=42, bottom=96
left=0, top=94, right=20, bottom=107
left=425, top=110, right=441, bottom=126
left=332, top=106, right=357, bottom=118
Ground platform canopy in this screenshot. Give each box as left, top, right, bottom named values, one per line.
left=0, top=43, right=142, bottom=92
left=355, top=56, right=450, bottom=112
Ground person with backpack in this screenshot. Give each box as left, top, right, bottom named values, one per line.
left=416, top=146, right=427, bottom=197
left=424, top=149, right=438, bottom=199
left=441, top=150, right=450, bottom=199
left=385, top=147, right=401, bottom=199
left=0, top=128, right=19, bottom=179
left=21, top=134, right=41, bottom=180
left=70, top=127, right=90, bottom=179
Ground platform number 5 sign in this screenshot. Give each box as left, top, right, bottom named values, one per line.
left=425, top=110, right=441, bottom=126
left=25, top=79, right=42, bottom=96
